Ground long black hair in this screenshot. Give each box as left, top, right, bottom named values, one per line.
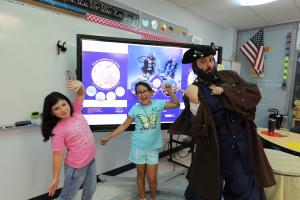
left=41, top=92, right=74, bottom=142
left=135, top=81, right=153, bottom=94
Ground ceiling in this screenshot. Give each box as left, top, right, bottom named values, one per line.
left=167, top=0, right=300, bottom=30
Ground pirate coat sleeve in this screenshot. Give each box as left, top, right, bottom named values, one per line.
left=218, top=70, right=261, bottom=120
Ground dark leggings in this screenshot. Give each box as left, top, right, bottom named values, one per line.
left=184, top=158, right=266, bottom=200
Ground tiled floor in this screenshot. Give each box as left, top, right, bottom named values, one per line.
left=75, top=149, right=191, bottom=200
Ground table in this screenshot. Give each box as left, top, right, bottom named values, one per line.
left=257, top=128, right=300, bottom=156
left=168, top=133, right=194, bottom=168
left=293, top=118, right=300, bottom=126
left=264, top=148, right=300, bottom=200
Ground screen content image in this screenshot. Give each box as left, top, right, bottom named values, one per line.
left=77, top=35, right=222, bottom=130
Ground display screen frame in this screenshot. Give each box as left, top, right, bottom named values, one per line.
left=77, top=34, right=222, bottom=131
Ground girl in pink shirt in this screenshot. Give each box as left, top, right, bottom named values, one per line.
left=41, top=80, right=96, bottom=200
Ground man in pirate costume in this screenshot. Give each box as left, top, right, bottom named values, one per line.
left=169, top=44, right=275, bottom=200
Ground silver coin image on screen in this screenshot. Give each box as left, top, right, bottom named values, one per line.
left=91, top=60, right=120, bottom=89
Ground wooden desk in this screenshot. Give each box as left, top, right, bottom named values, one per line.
left=257, top=128, right=300, bottom=156
left=264, top=148, right=300, bottom=200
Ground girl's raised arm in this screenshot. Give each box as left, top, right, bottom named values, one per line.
left=164, top=84, right=180, bottom=109
left=66, top=80, right=85, bottom=102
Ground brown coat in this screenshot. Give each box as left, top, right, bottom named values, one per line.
left=169, top=70, right=276, bottom=200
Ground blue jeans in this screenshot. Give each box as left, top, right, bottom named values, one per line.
left=57, top=159, right=96, bottom=200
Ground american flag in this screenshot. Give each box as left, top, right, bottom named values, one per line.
left=240, top=29, right=264, bottom=75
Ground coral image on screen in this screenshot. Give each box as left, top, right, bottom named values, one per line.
left=128, top=45, right=182, bottom=82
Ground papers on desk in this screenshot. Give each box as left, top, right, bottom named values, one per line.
left=285, top=142, right=300, bottom=151
left=261, top=131, right=287, bottom=137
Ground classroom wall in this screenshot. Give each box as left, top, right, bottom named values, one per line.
left=222, top=29, right=238, bottom=60
left=237, top=23, right=298, bottom=128
left=113, top=0, right=225, bottom=46
left=113, top=0, right=237, bottom=63
left=0, top=1, right=138, bottom=199
left=0, top=0, right=229, bottom=199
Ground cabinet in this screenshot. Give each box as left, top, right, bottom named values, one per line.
left=293, top=118, right=300, bottom=127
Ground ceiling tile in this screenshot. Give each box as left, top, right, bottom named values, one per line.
left=168, top=0, right=300, bottom=29
left=216, top=20, right=236, bottom=29
left=186, top=0, right=240, bottom=15
left=184, top=4, right=214, bottom=16
left=204, top=7, right=258, bottom=22
left=167, top=0, right=208, bottom=7
left=229, top=15, right=267, bottom=29
left=251, top=0, right=300, bottom=24
left=202, top=14, right=227, bottom=24
left=250, top=0, right=295, bottom=14
left=293, top=0, right=300, bottom=10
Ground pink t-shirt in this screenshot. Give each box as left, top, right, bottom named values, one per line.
left=51, top=97, right=96, bottom=168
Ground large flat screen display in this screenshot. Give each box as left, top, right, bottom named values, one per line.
left=77, top=35, right=222, bottom=130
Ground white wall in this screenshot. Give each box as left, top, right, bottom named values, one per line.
left=0, top=0, right=234, bottom=199
left=0, top=0, right=139, bottom=125
left=0, top=1, right=137, bottom=199
left=114, top=0, right=224, bottom=46
left=113, top=0, right=237, bottom=61
left=297, top=22, right=300, bottom=50
left=222, top=28, right=238, bottom=60
left=0, top=126, right=133, bottom=199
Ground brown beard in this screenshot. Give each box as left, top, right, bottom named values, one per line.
left=191, top=61, right=217, bottom=84
left=195, top=68, right=216, bottom=84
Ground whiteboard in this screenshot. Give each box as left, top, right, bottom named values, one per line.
left=0, top=0, right=139, bottom=125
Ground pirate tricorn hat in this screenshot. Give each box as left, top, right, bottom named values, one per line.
left=182, top=42, right=216, bottom=64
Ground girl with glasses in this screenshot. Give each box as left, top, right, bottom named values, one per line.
left=100, top=81, right=180, bottom=200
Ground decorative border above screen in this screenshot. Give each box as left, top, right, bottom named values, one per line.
left=26, top=0, right=188, bottom=43
left=86, top=14, right=185, bottom=43
left=141, top=12, right=188, bottom=41
left=31, top=0, right=140, bottom=27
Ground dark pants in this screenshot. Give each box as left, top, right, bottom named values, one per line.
left=184, top=157, right=266, bottom=200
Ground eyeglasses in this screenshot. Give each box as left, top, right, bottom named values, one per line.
left=136, top=90, right=150, bottom=97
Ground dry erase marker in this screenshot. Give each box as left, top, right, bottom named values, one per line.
left=5, top=125, right=15, bottom=128
left=65, top=70, right=72, bottom=80
left=15, top=120, right=31, bottom=127
left=0, top=125, right=15, bottom=129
